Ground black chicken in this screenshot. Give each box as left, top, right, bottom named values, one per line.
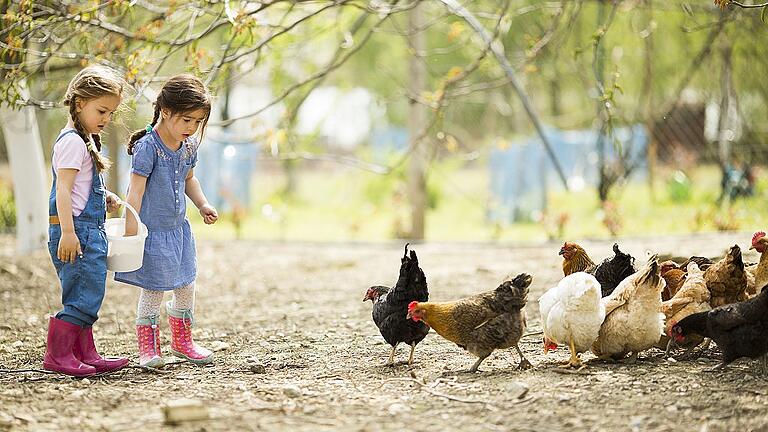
left=593, top=243, right=637, bottom=297
left=669, top=287, right=768, bottom=371
left=363, top=244, right=430, bottom=365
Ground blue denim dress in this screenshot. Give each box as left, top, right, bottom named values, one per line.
left=48, top=130, right=108, bottom=327
left=114, top=130, right=198, bottom=291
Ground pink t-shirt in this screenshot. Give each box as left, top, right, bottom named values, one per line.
left=52, top=129, right=92, bottom=217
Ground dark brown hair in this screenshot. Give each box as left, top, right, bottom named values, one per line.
left=128, top=74, right=212, bottom=155
left=63, top=65, right=124, bottom=171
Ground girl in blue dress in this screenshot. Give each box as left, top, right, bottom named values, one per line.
left=116, top=74, right=218, bottom=368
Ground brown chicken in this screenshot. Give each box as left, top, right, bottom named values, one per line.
left=406, top=273, right=532, bottom=373
left=705, top=245, right=749, bottom=308
left=660, top=261, right=686, bottom=301
left=560, top=242, right=596, bottom=275
left=659, top=262, right=711, bottom=353
left=748, top=231, right=768, bottom=295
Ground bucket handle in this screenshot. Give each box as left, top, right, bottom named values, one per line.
left=116, top=199, right=143, bottom=230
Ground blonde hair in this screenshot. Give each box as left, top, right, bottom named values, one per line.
left=63, top=65, right=125, bottom=172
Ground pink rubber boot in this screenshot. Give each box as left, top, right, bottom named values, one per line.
left=136, top=315, right=164, bottom=368
left=73, top=326, right=129, bottom=373
left=43, top=317, right=97, bottom=377
left=166, top=301, right=213, bottom=365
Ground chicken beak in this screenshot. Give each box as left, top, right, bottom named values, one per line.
left=558, top=249, right=566, bottom=256
left=750, top=245, right=755, bottom=250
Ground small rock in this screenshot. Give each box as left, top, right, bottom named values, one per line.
left=505, top=382, right=529, bottom=399
left=209, top=341, right=230, bottom=352
left=11, top=341, right=23, bottom=349
left=163, top=399, right=209, bottom=425
left=282, top=385, right=302, bottom=398
left=387, top=403, right=410, bottom=415
left=249, top=364, right=266, bottom=374
left=81, top=378, right=91, bottom=386
left=666, top=357, right=677, bottom=363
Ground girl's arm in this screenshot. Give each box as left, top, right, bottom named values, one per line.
left=124, top=173, right=148, bottom=236
left=185, top=169, right=218, bottom=225
left=55, top=169, right=82, bottom=263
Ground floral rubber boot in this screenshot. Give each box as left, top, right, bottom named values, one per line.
left=166, top=301, right=213, bottom=365
left=136, top=315, right=164, bottom=368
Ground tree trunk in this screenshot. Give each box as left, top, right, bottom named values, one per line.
left=406, top=2, right=428, bottom=240
left=717, top=41, right=732, bottom=204
left=0, top=100, right=48, bottom=253
left=642, top=0, right=657, bottom=203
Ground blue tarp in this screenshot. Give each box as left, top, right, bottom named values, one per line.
left=488, top=125, right=648, bottom=223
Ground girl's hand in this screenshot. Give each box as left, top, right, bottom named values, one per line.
left=58, top=232, right=82, bottom=263
left=199, top=204, right=218, bottom=225
left=106, top=192, right=122, bottom=213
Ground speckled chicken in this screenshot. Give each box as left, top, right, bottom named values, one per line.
left=406, top=273, right=532, bottom=373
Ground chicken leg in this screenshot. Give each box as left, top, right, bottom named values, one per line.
left=467, top=355, right=489, bottom=373
left=515, top=344, right=533, bottom=370
left=385, top=343, right=398, bottom=366
left=559, top=335, right=582, bottom=368
left=407, top=342, right=416, bottom=365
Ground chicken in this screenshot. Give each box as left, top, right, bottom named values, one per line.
left=591, top=255, right=666, bottom=361
left=406, top=273, right=532, bottom=373
left=680, top=256, right=713, bottom=272
left=669, top=288, right=768, bottom=371
left=560, top=242, right=636, bottom=297
left=659, top=262, right=711, bottom=353
left=660, top=261, right=686, bottom=301
left=364, top=244, right=430, bottom=365
left=560, top=242, right=596, bottom=275
left=704, top=245, right=749, bottom=308
left=748, top=231, right=768, bottom=295
left=593, top=243, right=637, bottom=297
left=539, top=272, right=605, bottom=368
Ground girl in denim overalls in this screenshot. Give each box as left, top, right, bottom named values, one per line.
left=44, top=66, right=129, bottom=376
left=115, top=74, right=218, bottom=368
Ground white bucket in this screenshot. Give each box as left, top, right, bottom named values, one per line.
left=105, top=200, right=148, bottom=272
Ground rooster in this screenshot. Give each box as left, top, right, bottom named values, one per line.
left=560, top=242, right=636, bottom=297
left=704, top=245, right=749, bottom=308
left=406, top=273, right=532, bottom=373
left=364, top=244, right=430, bottom=365
left=591, top=255, right=666, bottom=361
left=539, top=272, right=605, bottom=368
left=669, top=288, right=768, bottom=371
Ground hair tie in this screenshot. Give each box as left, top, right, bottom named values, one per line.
left=145, top=124, right=153, bottom=134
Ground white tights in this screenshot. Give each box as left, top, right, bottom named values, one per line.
left=136, top=283, right=195, bottom=319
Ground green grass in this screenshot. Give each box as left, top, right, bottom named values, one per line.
left=187, top=163, right=767, bottom=242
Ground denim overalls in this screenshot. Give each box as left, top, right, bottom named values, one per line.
left=48, top=130, right=108, bottom=327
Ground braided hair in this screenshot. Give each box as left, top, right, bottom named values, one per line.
left=128, top=74, right=212, bottom=155
left=63, top=66, right=124, bottom=172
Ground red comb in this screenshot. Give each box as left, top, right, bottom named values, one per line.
left=752, top=231, right=766, bottom=246
left=408, top=301, right=419, bottom=311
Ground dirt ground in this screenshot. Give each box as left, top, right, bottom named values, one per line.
left=1, top=232, right=768, bottom=431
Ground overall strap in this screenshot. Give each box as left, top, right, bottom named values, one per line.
left=55, top=129, right=80, bottom=144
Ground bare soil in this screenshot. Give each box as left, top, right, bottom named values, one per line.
left=1, top=232, right=767, bottom=431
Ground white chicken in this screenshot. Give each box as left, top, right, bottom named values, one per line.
left=539, top=272, right=605, bottom=368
